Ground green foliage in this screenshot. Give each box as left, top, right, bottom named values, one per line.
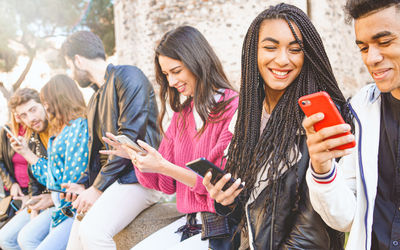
left=83, top=0, right=115, bottom=56
left=0, top=0, right=115, bottom=73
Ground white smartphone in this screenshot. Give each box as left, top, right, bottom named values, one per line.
left=114, top=135, right=147, bottom=155
left=1, top=125, right=22, bottom=145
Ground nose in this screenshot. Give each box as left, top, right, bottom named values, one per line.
left=275, top=49, right=290, bottom=66
left=365, top=46, right=383, bottom=66
left=26, top=112, right=36, bottom=124
left=168, top=75, right=178, bottom=88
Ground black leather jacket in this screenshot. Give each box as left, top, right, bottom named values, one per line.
left=27, top=132, right=47, bottom=196
left=78, top=64, right=161, bottom=191
left=216, top=137, right=344, bottom=250
left=0, top=127, right=46, bottom=196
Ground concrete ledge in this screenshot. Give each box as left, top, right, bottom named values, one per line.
left=114, top=202, right=184, bottom=249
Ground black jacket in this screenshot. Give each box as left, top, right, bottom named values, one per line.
left=27, top=132, right=47, bottom=196
left=78, top=64, right=161, bottom=191
left=216, top=137, right=344, bottom=250
left=0, top=127, right=46, bottom=196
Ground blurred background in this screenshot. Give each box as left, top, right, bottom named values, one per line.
left=0, top=0, right=372, bottom=125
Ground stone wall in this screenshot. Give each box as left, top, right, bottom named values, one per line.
left=114, top=0, right=372, bottom=98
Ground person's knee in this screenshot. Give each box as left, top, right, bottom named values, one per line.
left=79, top=217, right=110, bottom=244
left=0, top=228, right=15, bottom=249
left=17, top=226, right=30, bottom=249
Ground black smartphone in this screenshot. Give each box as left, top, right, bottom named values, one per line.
left=186, top=157, right=243, bottom=191
left=47, top=188, right=79, bottom=196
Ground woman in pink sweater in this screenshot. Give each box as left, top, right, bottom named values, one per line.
left=102, top=26, right=239, bottom=249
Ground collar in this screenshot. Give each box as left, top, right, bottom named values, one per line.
left=103, top=63, right=115, bottom=81
left=368, top=83, right=381, bottom=104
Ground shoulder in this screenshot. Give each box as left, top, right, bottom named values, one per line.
left=65, top=118, right=88, bottom=133
left=113, top=65, right=150, bottom=87
left=220, top=89, right=239, bottom=116
left=350, top=83, right=380, bottom=107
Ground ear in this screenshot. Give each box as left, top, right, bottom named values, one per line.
left=74, top=54, right=84, bottom=68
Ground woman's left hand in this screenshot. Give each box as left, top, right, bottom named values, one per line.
left=125, top=140, right=167, bottom=174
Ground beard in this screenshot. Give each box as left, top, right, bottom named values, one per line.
left=73, top=67, right=92, bottom=88
left=30, top=118, right=48, bottom=133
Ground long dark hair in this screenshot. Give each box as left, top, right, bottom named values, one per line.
left=225, top=3, right=353, bottom=220
left=40, top=74, right=86, bottom=135
left=155, top=26, right=235, bottom=135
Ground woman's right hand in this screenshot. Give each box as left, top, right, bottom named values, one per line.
left=100, top=132, right=130, bottom=159
left=202, top=172, right=244, bottom=206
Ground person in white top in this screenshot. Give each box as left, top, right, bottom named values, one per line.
left=302, top=1, right=400, bottom=249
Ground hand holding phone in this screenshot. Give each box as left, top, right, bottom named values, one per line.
left=298, top=91, right=355, bottom=150
left=114, top=135, right=147, bottom=155
left=47, top=188, right=79, bottom=196
left=1, top=125, right=22, bottom=145
left=186, top=158, right=243, bottom=191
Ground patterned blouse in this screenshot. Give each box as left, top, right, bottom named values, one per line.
left=31, top=117, right=89, bottom=227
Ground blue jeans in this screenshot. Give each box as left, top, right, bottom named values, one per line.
left=17, top=207, right=74, bottom=250
left=0, top=208, right=31, bottom=250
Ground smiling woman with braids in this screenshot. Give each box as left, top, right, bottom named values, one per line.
left=203, top=3, right=352, bottom=249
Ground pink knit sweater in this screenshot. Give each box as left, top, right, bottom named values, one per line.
left=135, top=89, right=238, bottom=214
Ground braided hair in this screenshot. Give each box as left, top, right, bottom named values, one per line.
left=225, top=3, right=353, bottom=223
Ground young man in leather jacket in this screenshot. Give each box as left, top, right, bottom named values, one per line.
left=0, top=88, right=53, bottom=249
left=61, top=31, right=161, bottom=249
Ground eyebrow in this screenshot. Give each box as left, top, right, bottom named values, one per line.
left=356, top=31, right=393, bottom=44
left=260, top=37, right=300, bottom=45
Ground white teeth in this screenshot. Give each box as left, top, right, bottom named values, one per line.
left=271, top=70, right=288, bottom=76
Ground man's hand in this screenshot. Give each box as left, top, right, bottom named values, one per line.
left=10, top=183, right=24, bottom=198
left=60, top=183, right=85, bottom=202
left=10, top=136, right=39, bottom=165
left=302, top=113, right=354, bottom=174
left=9, top=136, right=29, bottom=156
left=72, top=186, right=102, bottom=214
left=29, top=193, right=54, bottom=211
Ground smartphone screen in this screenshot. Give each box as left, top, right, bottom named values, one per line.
left=186, top=157, right=243, bottom=191
left=298, top=91, right=355, bottom=150
left=114, top=135, right=147, bottom=155
left=1, top=125, right=22, bottom=145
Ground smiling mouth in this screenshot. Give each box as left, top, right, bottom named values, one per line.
left=176, top=84, right=186, bottom=93
left=270, top=69, right=291, bottom=79
left=372, top=69, right=391, bottom=80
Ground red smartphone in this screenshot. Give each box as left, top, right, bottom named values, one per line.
left=298, top=91, right=355, bottom=150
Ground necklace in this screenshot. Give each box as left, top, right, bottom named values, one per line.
left=30, top=132, right=48, bottom=160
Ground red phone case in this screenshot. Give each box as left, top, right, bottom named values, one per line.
left=298, top=91, right=355, bottom=150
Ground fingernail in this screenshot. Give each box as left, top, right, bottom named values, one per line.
left=343, top=124, right=351, bottom=131
left=316, top=113, right=324, bottom=119
left=241, top=181, right=245, bottom=186
left=236, top=178, right=241, bottom=184
left=225, top=173, right=231, bottom=179
left=206, top=171, right=212, bottom=177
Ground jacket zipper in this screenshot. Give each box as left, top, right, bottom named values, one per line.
left=349, top=103, right=369, bottom=250
left=270, top=181, right=278, bottom=250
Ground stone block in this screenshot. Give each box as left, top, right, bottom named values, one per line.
left=114, top=202, right=184, bottom=249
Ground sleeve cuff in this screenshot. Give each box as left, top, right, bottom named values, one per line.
left=311, top=164, right=337, bottom=184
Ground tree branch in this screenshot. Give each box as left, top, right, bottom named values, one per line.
left=12, top=51, right=35, bottom=92
left=0, top=82, right=11, bottom=100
